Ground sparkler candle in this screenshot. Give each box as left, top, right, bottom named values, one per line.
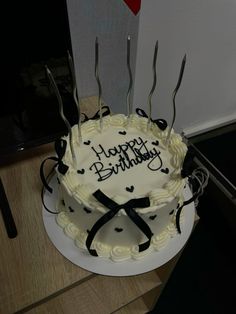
left=126, top=35, right=133, bottom=124
left=45, top=65, right=76, bottom=164
left=147, top=40, right=158, bottom=129
left=166, top=54, right=187, bottom=145
left=67, top=50, right=82, bottom=143
left=95, top=37, right=103, bottom=131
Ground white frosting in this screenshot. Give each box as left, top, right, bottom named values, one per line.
left=58, top=114, right=187, bottom=213
left=54, top=113, right=187, bottom=261
left=56, top=210, right=184, bottom=262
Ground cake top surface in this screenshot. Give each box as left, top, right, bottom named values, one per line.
left=57, top=113, right=187, bottom=213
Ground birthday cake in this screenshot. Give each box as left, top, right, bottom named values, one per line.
left=40, top=39, right=208, bottom=262
left=48, top=112, right=188, bottom=261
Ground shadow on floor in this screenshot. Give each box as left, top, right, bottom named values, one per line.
left=149, top=191, right=236, bottom=314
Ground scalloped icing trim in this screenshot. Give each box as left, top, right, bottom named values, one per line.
left=56, top=211, right=184, bottom=262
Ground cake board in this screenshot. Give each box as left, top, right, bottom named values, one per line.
left=42, top=175, right=195, bottom=277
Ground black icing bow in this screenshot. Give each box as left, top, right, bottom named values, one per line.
left=40, top=139, right=69, bottom=194
left=86, top=189, right=153, bottom=257
left=176, top=147, right=202, bottom=233
left=81, top=105, right=111, bottom=122
left=136, top=108, right=168, bottom=131
left=181, top=146, right=196, bottom=179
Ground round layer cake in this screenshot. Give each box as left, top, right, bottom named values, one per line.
left=55, top=113, right=188, bottom=261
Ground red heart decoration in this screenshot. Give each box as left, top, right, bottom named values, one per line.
left=123, top=0, right=141, bottom=15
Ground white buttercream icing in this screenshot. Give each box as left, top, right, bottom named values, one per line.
left=56, top=211, right=185, bottom=261
left=54, top=113, right=188, bottom=261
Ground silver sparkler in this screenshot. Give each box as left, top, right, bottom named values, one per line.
left=147, top=40, right=158, bottom=129
left=67, top=50, right=82, bottom=143
left=45, top=65, right=76, bottom=162
left=126, top=35, right=133, bottom=123
left=95, top=37, right=103, bottom=131
left=166, top=54, right=187, bottom=144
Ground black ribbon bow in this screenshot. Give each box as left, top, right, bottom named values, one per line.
left=181, top=146, right=196, bottom=178
left=136, top=108, right=168, bottom=131
left=40, top=139, right=69, bottom=194
left=175, top=179, right=202, bottom=234
left=81, top=105, right=111, bottom=123
left=86, top=189, right=153, bottom=257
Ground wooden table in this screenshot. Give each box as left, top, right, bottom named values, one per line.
left=0, top=97, right=190, bottom=314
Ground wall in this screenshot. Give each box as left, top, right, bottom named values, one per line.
left=133, top=0, right=236, bottom=135
left=66, top=0, right=139, bottom=114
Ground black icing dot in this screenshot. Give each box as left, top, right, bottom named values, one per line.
left=84, top=140, right=91, bottom=145
left=114, top=227, right=123, bottom=232
left=161, top=168, right=169, bottom=174
left=61, top=200, right=65, bottom=206
left=69, top=206, right=74, bottom=212
left=151, top=140, right=159, bottom=146
left=77, top=169, right=85, bottom=175
left=126, top=185, right=134, bottom=193
left=83, top=207, right=92, bottom=214
left=109, top=163, right=112, bottom=166
left=169, top=210, right=174, bottom=215
left=118, top=131, right=126, bottom=135
left=149, top=214, right=157, bottom=221
left=57, top=177, right=61, bottom=185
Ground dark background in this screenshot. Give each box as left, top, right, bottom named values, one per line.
left=1, top=0, right=77, bottom=157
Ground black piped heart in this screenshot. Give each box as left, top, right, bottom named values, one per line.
left=77, top=169, right=85, bottom=175
left=149, top=214, right=157, bottom=220
left=119, top=131, right=126, bottom=135
left=126, top=186, right=134, bottom=193
left=169, top=210, right=174, bottom=215
left=161, top=168, right=169, bottom=174
left=83, top=140, right=91, bottom=145
left=115, top=227, right=123, bottom=233
left=83, top=207, right=92, bottom=214
left=69, top=206, right=74, bottom=212
left=151, top=140, right=159, bottom=146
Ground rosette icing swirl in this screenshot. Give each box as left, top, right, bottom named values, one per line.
left=110, top=246, right=131, bottom=262
left=64, top=222, right=79, bottom=239
left=56, top=211, right=71, bottom=228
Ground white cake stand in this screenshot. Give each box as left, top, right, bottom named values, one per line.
left=42, top=175, right=195, bottom=277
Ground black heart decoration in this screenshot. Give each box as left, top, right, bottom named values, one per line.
left=161, top=168, right=169, bottom=174
left=119, top=131, right=126, bottom=135
left=151, top=140, right=159, bottom=146
left=169, top=210, right=174, bottom=215
left=115, top=227, right=123, bottom=233
left=149, top=214, right=157, bottom=220
left=69, top=206, right=74, bottom=212
left=126, top=185, right=134, bottom=193
left=77, top=169, right=85, bottom=175
left=84, top=140, right=91, bottom=145
left=83, top=207, right=92, bottom=214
